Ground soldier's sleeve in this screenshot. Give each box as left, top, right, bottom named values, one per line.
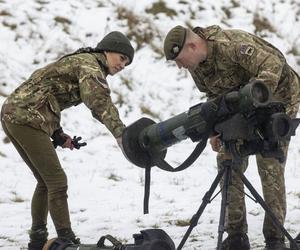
left=222, top=42, right=285, bottom=94
left=78, top=69, right=125, bottom=138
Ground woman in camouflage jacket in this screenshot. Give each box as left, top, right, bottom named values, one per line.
left=1, top=31, right=134, bottom=250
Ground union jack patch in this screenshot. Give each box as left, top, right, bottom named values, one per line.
left=240, top=44, right=255, bottom=56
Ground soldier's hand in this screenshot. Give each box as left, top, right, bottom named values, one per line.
left=209, top=134, right=221, bottom=152
left=52, top=128, right=73, bottom=150
left=116, top=136, right=128, bottom=159
left=61, top=133, right=74, bottom=150
left=116, top=136, right=123, bottom=150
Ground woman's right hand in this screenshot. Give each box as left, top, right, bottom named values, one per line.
left=209, top=134, right=222, bottom=152
left=61, top=133, right=74, bottom=150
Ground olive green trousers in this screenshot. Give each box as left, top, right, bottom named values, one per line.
left=1, top=120, right=71, bottom=231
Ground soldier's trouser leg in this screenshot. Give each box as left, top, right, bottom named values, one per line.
left=256, top=104, right=300, bottom=242
left=1, top=121, right=48, bottom=228
left=1, top=121, right=71, bottom=231
left=256, top=147, right=287, bottom=241
left=217, top=150, right=249, bottom=235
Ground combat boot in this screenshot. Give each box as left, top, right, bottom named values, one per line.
left=28, top=225, right=48, bottom=250
left=221, top=232, right=250, bottom=250
left=57, top=228, right=80, bottom=245
left=264, top=238, right=287, bottom=250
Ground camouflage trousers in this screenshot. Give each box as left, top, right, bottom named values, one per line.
left=1, top=120, right=72, bottom=231
left=217, top=148, right=287, bottom=241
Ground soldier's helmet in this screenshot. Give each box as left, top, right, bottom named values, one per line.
left=96, top=31, right=134, bottom=65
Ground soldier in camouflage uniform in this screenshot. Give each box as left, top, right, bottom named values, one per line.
left=0, top=31, right=134, bottom=250
left=163, top=25, right=300, bottom=250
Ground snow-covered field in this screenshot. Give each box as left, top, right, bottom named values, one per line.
left=0, top=0, right=300, bottom=249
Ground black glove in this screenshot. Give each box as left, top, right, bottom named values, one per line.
left=51, top=128, right=67, bottom=148
left=72, top=136, right=87, bottom=149
left=51, top=128, right=87, bottom=150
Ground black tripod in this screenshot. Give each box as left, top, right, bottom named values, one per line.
left=177, top=141, right=299, bottom=250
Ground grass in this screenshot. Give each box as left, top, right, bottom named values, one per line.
left=115, top=5, right=163, bottom=55
left=287, top=45, right=300, bottom=57
left=119, top=76, right=134, bottom=91
left=10, top=191, right=25, bottom=203
left=140, top=105, right=161, bottom=120
left=2, top=21, right=17, bottom=30
left=145, top=0, right=177, bottom=18
left=54, top=16, right=72, bottom=34
left=107, top=173, right=122, bottom=182
left=174, top=219, right=190, bottom=227
left=54, top=16, right=72, bottom=25
left=253, top=13, right=276, bottom=34
left=0, top=10, right=12, bottom=16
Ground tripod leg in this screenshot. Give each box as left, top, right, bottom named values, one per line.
left=177, top=167, right=226, bottom=250
left=217, top=163, right=231, bottom=250
left=234, top=168, right=299, bottom=250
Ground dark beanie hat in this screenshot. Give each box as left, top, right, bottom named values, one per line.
left=96, top=31, right=134, bottom=65
left=163, top=25, right=187, bottom=60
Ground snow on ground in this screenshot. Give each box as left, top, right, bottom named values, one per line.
left=0, top=0, right=300, bottom=249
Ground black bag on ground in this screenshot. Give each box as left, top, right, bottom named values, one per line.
left=43, top=229, right=175, bottom=250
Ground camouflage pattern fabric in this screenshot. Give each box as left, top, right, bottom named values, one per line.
left=189, top=25, right=300, bottom=241
left=190, top=25, right=300, bottom=116
left=1, top=52, right=125, bottom=138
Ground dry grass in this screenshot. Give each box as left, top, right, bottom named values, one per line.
left=140, top=105, right=160, bottom=120
left=145, top=0, right=177, bottom=17
left=2, top=20, right=17, bottom=30
left=10, top=191, right=25, bottom=203
left=288, top=45, right=300, bottom=57
left=54, top=16, right=72, bottom=34
left=107, top=173, right=123, bottom=182
left=115, top=5, right=163, bottom=56
left=174, top=219, right=190, bottom=227
left=253, top=13, right=276, bottom=34
left=119, top=75, right=134, bottom=91
left=0, top=10, right=12, bottom=16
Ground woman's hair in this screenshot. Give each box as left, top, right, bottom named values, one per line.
left=58, top=46, right=101, bottom=61
left=72, top=46, right=100, bottom=54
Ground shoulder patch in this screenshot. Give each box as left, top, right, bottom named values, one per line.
left=240, top=44, right=255, bottom=56
left=95, top=75, right=108, bottom=89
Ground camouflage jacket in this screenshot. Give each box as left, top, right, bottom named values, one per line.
left=1, top=53, right=125, bottom=138
left=190, top=25, right=300, bottom=115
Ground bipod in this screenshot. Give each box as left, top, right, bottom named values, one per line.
left=177, top=141, right=299, bottom=250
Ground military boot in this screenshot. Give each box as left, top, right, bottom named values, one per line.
left=57, top=228, right=81, bottom=245
left=263, top=238, right=287, bottom=250
left=221, top=233, right=250, bottom=250
left=28, top=225, right=48, bottom=250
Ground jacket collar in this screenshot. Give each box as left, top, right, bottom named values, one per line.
left=93, top=53, right=110, bottom=76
